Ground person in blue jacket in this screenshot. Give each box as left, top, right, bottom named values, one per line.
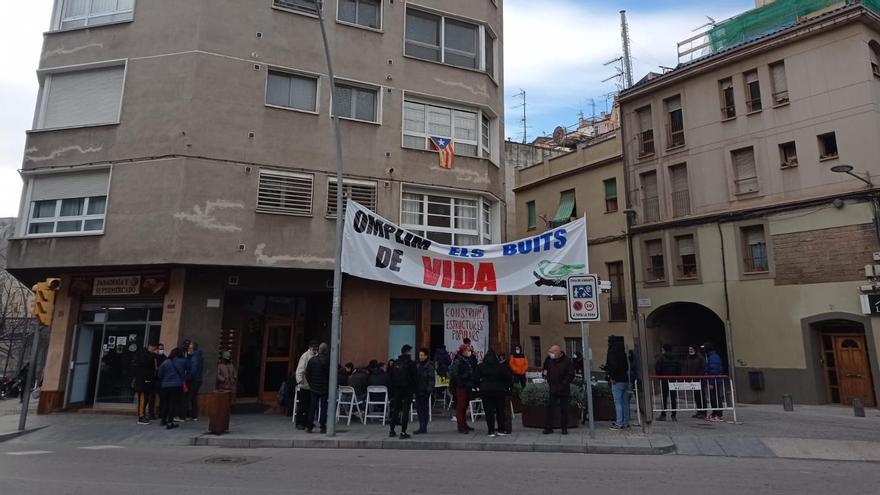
left=185, top=341, right=204, bottom=421
left=158, top=348, right=190, bottom=429
left=703, top=343, right=725, bottom=422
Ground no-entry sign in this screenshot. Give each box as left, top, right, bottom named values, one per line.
left=567, top=274, right=600, bottom=322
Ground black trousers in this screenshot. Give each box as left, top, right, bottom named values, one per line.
left=307, top=393, right=328, bottom=429
left=514, top=374, right=526, bottom=388
left=544, top=393, right=569, bottom=430
left=708, top=382, right=723, bottom=418
left=160, top=387, right=183, bottom=424
left=482, top=391, right=506, bottom=434
left=415, top=392, right=430, bottom=432
left=389, top=393, right=413, bottom=432
left=295, top=388, right=312, bottom=427
left=186, top=380, right=202, bottom=419
left=660, top=382, right=678, bottom=416
left=694, top=389, right=705, bottom=415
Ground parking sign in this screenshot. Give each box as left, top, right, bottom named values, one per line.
left=567, top=274, right=600, bottom=322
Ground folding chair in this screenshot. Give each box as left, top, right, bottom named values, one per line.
left=410, top=395, right=433, bottom=423
left=363, top=386, right=388, bottom=425
left=336, top=386, right=362, bottom=426
left=468, top=397, right=485, bottom=423
left=290, top=384, right=302, bottom=424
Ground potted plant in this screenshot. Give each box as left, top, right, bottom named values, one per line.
left=589, top=382, right=616, bottom=421
left=510, top=382, right=525, bottom=414
left=519, top=383, right=581, bottom=429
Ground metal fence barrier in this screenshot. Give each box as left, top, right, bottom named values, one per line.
left=649, top=375, right=737, bottom=423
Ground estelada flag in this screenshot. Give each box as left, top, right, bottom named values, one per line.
left=430, top=136, right=455, bottom=169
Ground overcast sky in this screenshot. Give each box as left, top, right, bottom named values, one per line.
left=0, top=0, right=752, bottom=218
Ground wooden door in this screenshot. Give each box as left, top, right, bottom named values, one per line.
left=258, top=320, right=296, bottom=404
left=834, top=335, right=876, bottom=407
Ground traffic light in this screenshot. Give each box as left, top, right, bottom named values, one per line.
left=31, top=278, right=61, bottom=326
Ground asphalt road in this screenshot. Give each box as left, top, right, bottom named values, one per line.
left=1, top=444, right=878, bottom=495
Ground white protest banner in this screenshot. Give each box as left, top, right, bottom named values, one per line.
left=444, top=303, right=490, bottom=361
left=342, top=201, right=588, bottom=295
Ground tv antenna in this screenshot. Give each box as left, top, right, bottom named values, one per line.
left=512, top=89, right=528, bottom=144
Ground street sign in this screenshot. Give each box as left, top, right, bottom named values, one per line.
left=861, top=294, right=880, bottom=315
left=567, top=274, right=600, bottom=322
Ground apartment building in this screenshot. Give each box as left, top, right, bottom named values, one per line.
left=619, top=0, right=880, bottom=406
left=6, top=0, right=505, bottom=413
left=513, top=131, right=632, bottom=368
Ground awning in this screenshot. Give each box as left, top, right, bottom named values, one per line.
left=552, top=190, right=576, bottom=223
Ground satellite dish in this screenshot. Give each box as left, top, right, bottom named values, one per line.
left=552, top=126, right=566, bottom=144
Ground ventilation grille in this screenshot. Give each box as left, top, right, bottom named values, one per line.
left=326, top=178, right=377, bottom=217
left=257, top=170, right=313, bottom=216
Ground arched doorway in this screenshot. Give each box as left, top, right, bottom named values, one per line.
left=646, top=302, right=727, bottom=371
left=804, top=314, right=877, bottom=407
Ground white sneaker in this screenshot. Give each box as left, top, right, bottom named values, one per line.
left=496, top=431, right=509, bottom=436
left=488, top=433, right=497, bottom=438
left=450, top=416, right=457, bottom=422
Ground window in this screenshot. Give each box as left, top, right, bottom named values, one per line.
left=645, top=239, right=665, bottom=282
left=665, top=96, right=685, bottom=149
left=404, top=9, right=494, bottom=74
left=28, top=196, right=107, bottom=235
left=530, top=336, right=542, bottom=366
left=636, top=106, right=654, bottom=156
left=675, top=235, right=697, bottom=279
left=337, top=0, right=380, bottom=29
left=604, top=178, right=618, bottom=213
left=332, top=82, right=378, bottom=123
left=669, top=164, right=690, bottom=217
left=35, top=65, right=125, bottom=130
left=744, top=70, right=762, bottom=113
left=870, top=42, right=880, bottom=78
left=526, top=201, right=536, bottom=230
left=741, top=225, right=769, bottom=273
left=403, top=100, right=487, bottom=159
left=54, top=0, right=135, bottom=30
left=640, top=171, right=660, bottom=222
left=257, top=169, right=314, bottom=216
left=607, top=261, right=626, bottom=321
left=401, top=191, right=494, bottom=245
left=550, top=190, right=576, bottom=227
left=719, top=78, right=736, bottom=119
left=779, top=141, right=798, bottom=168
left=528, top=296, right=541, bottom=324
left=273, top=0, right=318, bottom=15
left=818, top=133, right=839, bottom=160
left=481, top=114, right=491, bottom=158
left=326, top=177, right=377, bottom=217
left=731, top=147, right=759, bottom=194
left=266, top=70, right=318, bottom=113
left=769, top=61, right=789, bottom=105
left=564, top=338, right=583, bottom=358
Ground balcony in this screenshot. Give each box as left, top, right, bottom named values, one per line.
left=666, top=124, right=685, bottom=150
left=671, top=189, right=690, bottom=217
left=642, top=196, right=660, bottom=223
left=638, top=130, right=655, bottom=157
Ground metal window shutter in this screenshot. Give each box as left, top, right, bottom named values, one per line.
left=637, top=108, right=652, bottom=130
left=31, top=169, right=111, bottom=201
left=770, top=64, right=787, bottom=92
left=745, top=71, right=758, bottom=84
left=257, top=170, right=313, bottom=216
left=670, top=165, right=688, bottom=193
left=733, top=148, right=756, bottom=180
left=665, top=96, right=681, bottom=112
left=677, top=236, right=695, bottom=256
left=647, top=240, right=662, bottom=257
left=744, top=226, right=765, bottom=245
left=641, top=172, right=658, bottom=197
left=604, top=179, right=617, bottom=198
left=720, top=78, right=733, bottom=90
left=552, top=190, right=576, bottom=222
left=42, top=66, right=124, bottom=129
left=327, top=178, right=376, bottom=216
left=527, top=202, right=536, bottom=226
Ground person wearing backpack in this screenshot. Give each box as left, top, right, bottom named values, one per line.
left=388, top=345, right=418, bottom=439
left=449, top=344, right=475, bottom=434
left=157, top=348, right=190, bottom=430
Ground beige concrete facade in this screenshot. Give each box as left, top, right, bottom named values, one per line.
left=513, top=133, right=633, bottom=369
left=619, top=4, right=880, bottom=406
left=7, top=0, right=506, bottom=413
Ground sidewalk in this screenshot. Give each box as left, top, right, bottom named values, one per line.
left=0, top=397, right=41, bottom=441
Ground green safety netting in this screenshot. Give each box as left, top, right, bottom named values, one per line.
left=706, top=0, right=880, bottom=55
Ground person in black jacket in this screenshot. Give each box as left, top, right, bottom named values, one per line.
left=655, top=344, right=682, bottom=421
left=414, top=348, right=435, bottom=434
left=603, top=336, right=630, bottom=430
left=542, top=344, right=575, bottom=435
left=450, top=344, right=475, bottom=434
left=388, top=345, right=418, bottom=439
left=132, top=344, right=159, bottom=425
left=305, top=343, right=331, bottom=434
left=477, top=349, right=513, bottom=437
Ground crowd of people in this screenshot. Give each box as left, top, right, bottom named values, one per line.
left=131, top=339, right=206, bottom=429
left=653, top=342, right=727, bottom=422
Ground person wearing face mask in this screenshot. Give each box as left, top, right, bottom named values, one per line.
left=541, top=344, right=575, bottom=435
left=683, top=344, right=707, bottom=419
left=508, top=345, right=528, bottom=388
left=449, top=344, right=476, bottom=434
left=294, top=341, right=320, bottom=430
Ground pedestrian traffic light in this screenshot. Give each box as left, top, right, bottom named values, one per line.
left=31, top=278, right=61, bottom=326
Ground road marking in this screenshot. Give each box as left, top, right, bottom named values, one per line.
left=7, top=451, right=52, bottom=456
left=79, top=445, right=125, bottom=450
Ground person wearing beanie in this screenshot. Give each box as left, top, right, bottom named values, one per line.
left=216, top=351, right=237, bottom=393
left=449, top=344, right=476, bottom=433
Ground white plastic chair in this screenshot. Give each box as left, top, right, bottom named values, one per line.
left=291, top=384, right=302, bottom=424
left=363, top=386, right=388, bottom=425
left=410, top=395, right=433, bottom=422
left=468, top=397, right=485, bottom=423
left=336, top=386, right=362, bottom=426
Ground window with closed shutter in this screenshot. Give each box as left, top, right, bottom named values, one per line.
left=604, top=178, right=618, bottom=213
left=645, top=239, right=665, bottom=281
left=38, top=65, right=125, bottom=129
left=273, top=0, right=318, bottom=15
left=669, top=164, right=690, bottom=217
left=676, top=235, right=697, bottom=278
left=326, top=177, right=377, bottom=217
left=57, top=0, right=135, bottom=30
left=257, top=170, right=314, bottom=216
left=637, top=106, right=655, bottom=156
left=641, top=171, right=660, bottom=222
left=665, top=96, right=684, bottom=148
left=26, top=169, right=111, bottom=236
left=770, top=61, right=789, bottom=104
left=732, top=147, right=759, bottom=194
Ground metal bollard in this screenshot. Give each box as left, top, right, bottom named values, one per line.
left=782, top=394, right=794, bottom=412
left=853, top=398, right=866, bottom=418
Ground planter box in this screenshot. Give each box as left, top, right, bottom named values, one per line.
left=592, top=396, right=616, bottom=421
left=521, top=404, right=581, bottom=429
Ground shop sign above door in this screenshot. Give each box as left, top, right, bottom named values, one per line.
left=93, top=276, right=142, bottom=296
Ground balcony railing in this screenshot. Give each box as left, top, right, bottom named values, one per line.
left=734, top=176, right=759, bottom=195
left=772, top=90, right=789, bottom=105
left=666, top=124, right=685, bottom=149
left=721, top=104, right=736, bottom=120
left=746, top=97, right=763, bottom=113
left=677, top=263, right=698, bottom=279
left=744, top=244, right=769, bottom=273
left=671, top=189, right=690, bottom=217
left=639, top=129, right=655, bottom=157
left=647, top=264, right=665, bottom=282
left=643, top=196, right=661, bottom=223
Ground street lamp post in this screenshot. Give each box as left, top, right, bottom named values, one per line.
left=831, top=164, right=874, bottom=187
left=317, top=0, right=345, bottom=437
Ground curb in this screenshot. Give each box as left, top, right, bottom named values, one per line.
left=190, top=435, right=676, bottom=455
left=0, top=426, right=48, bottom=443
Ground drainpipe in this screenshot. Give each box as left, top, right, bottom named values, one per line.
left=716, top=222, right=737, bottom=392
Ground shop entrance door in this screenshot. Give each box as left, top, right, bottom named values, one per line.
left=259, top=320, right=296, bottom=404
left=65, top=325, right=98, bottom=407
left=833, top=335, right=876, bottom=407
